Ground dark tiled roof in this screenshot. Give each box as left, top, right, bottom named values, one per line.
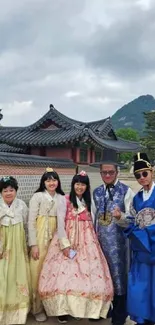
left=0, top=113, right=113, bottom=147
left=0, top=105, right=141, bottom=152
left=0, top=128, right=88, bottom=146
left=0, top=143, right=25, bottom=153
left=0, top=152, right=75, bottom=168
left=26, top=105, right=109, bottom=131
left=88, top=130, right=142, bottom=152
left=0, top=126, right=24, bottom=132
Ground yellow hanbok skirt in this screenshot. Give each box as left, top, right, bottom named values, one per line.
left=0, top=223, right=31, bottom=325
left=29, top=215, right=57, bottom=314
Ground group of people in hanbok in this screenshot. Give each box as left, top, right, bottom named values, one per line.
left=0, top=152, right=154, bottom=325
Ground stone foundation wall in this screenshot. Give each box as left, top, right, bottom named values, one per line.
left=0, top=164, right=141, bottom=204
left=0, top=164, right=75, bottom=204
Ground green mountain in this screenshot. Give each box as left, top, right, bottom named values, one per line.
left=111, top=94, right=155, bottom=133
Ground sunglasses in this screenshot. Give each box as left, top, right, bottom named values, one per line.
left=100, top=171, right=116, bottom=176
left=134, top=171, right=149, bottom=180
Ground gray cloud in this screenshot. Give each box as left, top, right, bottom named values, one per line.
left=83, top=1, right=155, bottom=78
left=1, top=0, right=155, bottom=126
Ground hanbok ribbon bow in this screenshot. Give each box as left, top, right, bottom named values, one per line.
left=106, top=184, right=115, bottom=201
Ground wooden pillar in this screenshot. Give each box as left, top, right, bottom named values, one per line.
left=87, top=148, right=91, bottom=164
left=75, top=148, right=80, bottom=164
left=91, top=149, right=95, bottom=163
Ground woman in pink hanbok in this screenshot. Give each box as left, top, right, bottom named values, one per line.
left=39, top=171, right=113, bottom=323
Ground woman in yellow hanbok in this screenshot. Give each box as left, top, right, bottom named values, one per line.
left=0, top=176, right=30, bottom=325
left=28, top=168, right=66, bottom=322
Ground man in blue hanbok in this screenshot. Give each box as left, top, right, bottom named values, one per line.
left=93, top=153, right=134, bottom=325
left=122, top=153, right=155, bottom=325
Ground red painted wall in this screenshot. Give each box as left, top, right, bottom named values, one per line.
left=46, top=147, right=72, bottom=159
left=30, top=146, right=94, bottom=164
left=31, top=148, right=41, bottom=155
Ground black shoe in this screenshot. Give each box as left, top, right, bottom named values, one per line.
left=107, top=307, right=112, bottom=318
left=89, top=318, right=102, bottom=322
left=58, top=316, right=68, bottom=323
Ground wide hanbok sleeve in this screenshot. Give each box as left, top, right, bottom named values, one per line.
left=0, top=201, right=8, bottom=253
left=114, top=187, right=135, bottom=227
left=91, top=197, right=97, bottom=224
left=0, top=226, right=3, bottom=254
left=124, top=224, right=155, bottom=264
left=22, top=201, right=29, bottom=245
left=57, top=195, right=70, bottom=250
left=28, top=193, right=40, bottom=246
left=92, top=185, right=105, bottom=231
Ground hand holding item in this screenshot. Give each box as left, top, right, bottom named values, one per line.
left=69, top=249, right=77, bottom=259
left=112, top=206, right=122, bottom=220
left=63, top=247, right=77, bottom=259
left=62, top=247, right=70, bottom=258
left=31, top=245, right=40, bottom=260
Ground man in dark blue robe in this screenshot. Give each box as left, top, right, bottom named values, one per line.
left=122, top=153, right=155, bottom=325
left=93, top=154, right=134, bottom=325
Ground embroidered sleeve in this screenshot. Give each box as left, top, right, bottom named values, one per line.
left=91, top=197, right=97, bottom=224
left=128, top=197, right=137, bottom=224
left=28, top=193, right=40, bottom=246
left=92, top=188, right=102, bottom=231
left=115, top=187, right=135, bottom=227
left=57, top=195, right=70, bottom=250
left=130, top=200, right=137, bottom=217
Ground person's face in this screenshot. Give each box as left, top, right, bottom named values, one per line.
left=134, top=169, right=153, bottom=187
left=44, top=178, right=58, bottom=193
left=74, top=182, right=87, bottom=198
left=2, top=186, right=17, bottom=205
left=100, top=164, right=118, bottom=185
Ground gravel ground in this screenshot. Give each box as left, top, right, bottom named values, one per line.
left=26, top=314, right=134, bottom=325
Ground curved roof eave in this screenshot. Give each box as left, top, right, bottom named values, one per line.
left=88, top=130, right=142, bottom=152
left=24, top=106, right=110, bottom=131
left=0, top=151, right=75, bottom=168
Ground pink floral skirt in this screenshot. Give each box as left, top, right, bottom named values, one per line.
left=39, top=220, right=113, bottom=319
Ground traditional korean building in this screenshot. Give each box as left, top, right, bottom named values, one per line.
left=0, top=104, right=141, bottom=164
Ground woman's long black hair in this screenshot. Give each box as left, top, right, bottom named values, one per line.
left=35, top=170, right=65, bottom=195
left=69, top=174, right=91, bottom=212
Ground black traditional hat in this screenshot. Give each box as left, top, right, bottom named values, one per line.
left=91, top=149, right=118, bottom=167
left=133, top=152, right=152, bottom=173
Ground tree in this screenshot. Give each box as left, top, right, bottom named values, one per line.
left=116, top=128, right=140, bottom=163
left=116, top=128, right=139, bottom=141
left=141, top=111, right=155, bottom=161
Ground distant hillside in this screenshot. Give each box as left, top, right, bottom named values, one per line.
left=111, top=94, right=155, bottom=133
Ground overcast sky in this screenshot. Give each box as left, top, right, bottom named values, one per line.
left=1, top=0, right=155, bottom=126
